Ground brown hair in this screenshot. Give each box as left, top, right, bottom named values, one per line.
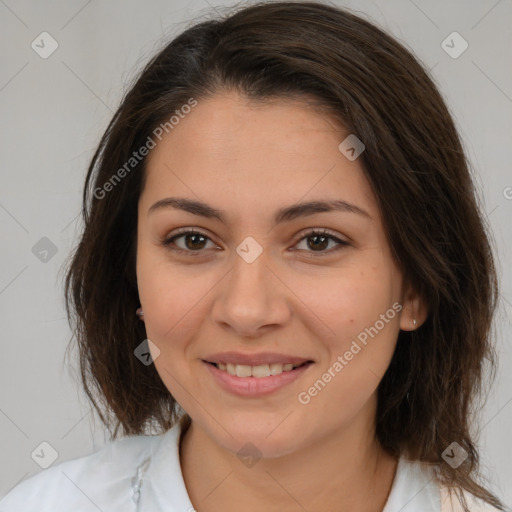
left=63, top=1, right=504, bottom=509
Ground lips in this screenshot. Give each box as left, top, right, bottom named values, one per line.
left=201, top=351, right=315, bottom=396
left=204, top=359, right=313, bottom=397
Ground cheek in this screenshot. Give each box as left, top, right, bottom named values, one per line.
left=297, top=261, right=400, bottom=343
left=136, top=256, right=212, bottom=401
left=136, top=245, right=217, bottom=361
left=139, top=269, right=208, bottom=343
left=296, top=262, right=401, bottom=405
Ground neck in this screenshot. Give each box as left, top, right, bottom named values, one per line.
left=179, top=403, right=398, bottom=512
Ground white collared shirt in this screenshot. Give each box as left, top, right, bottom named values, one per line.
left=0, top=421, right=500, bottom=511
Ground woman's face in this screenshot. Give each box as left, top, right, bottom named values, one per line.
left=136, top=91, right=417, bottom=457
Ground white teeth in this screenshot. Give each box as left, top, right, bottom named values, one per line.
left=214, top=362, right=303, bottom=377
left=251, top=364, right=270, bottom=378
left=235, top=365, right=252, bottom=377
left=269, top=363, right=283, bottom=375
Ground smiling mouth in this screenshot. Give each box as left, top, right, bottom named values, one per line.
left=205, top=361, right=313, bottom=378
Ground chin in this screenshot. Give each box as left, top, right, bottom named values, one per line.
left=203, top=415, right=310, bottom=460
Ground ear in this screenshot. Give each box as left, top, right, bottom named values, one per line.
left=136, top=306, right=145, bottom=322
left=399, top=282, right=428, bottom=331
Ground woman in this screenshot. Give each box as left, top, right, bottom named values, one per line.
left=1, top=2, right=506, bottom=511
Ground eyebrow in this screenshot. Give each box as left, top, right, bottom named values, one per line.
left=147, top=197, right=371, bottom=224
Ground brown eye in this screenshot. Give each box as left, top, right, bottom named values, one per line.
left=181, top=232, right=208, bottom=250
left=162, top=229, right=217, bottom=253
left=305, top=233, right=330, bottom=251
left=293, top=229, right=350, bottom=255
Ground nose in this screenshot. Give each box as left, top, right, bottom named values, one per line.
left=211, top=249, right=292, bottom=339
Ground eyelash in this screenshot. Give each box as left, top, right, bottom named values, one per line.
left=161, top=228, right=350, bottom=257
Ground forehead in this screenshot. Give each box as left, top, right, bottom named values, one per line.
left=147, top=92, right=346, bottom=158
left=140, top=92, right=378, bottom=221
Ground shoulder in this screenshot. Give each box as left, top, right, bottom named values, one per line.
left=384, top=457, right=505, bottom=512
left=0, top=431, right=164, bottom=512
left=383, top=457, right=441, bottom=511
left=440, top=485, right=504, bottom=512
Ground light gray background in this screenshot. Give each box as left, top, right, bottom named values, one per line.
left=1, top=0, right=511, bottom=505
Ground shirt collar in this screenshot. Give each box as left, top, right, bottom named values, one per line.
left=137, top=421, right=194, bottom=511
left=383, top=456, right=441, bottom=511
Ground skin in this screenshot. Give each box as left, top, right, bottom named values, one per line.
left=136, top=91, right=427, bottom=512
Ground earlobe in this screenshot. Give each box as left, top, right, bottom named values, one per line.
left=399, top=289, right=427, bottom=331
left=136, top=306, right=145, bottom=321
